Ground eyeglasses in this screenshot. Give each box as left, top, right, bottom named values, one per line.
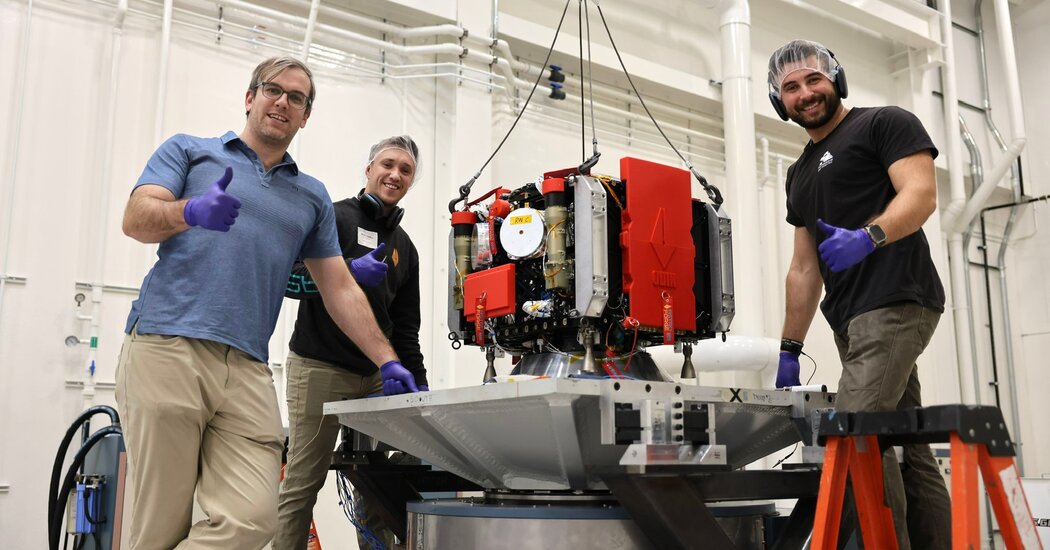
left=255, top=82, right=311, bottom=110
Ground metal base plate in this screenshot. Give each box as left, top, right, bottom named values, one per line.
left=326, top=379, right=821, bottom=491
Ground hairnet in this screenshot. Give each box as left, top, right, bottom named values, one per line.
left=767, top=39, right=840, bottom=98
left=364, top=135, right=421, bottom=180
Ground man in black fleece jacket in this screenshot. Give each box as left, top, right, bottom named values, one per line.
left=274, top=135, right=427, bottom=550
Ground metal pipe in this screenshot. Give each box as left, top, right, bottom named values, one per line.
left=936, top=0, right=977, bottom=405
left=0, top=0, right=34, bottom=330
left=978, top=213, right=1002, bottom=409
left=957, top=114, right=984, bottom=406
left=301, top=0, right=320, bottom=60
left=80, top=0, right=129, bottom=407
left=991, top=0, right=1027, bottom=150
left=153, top=0, right=172, bottom=147
left=982, top=194, right=1050, bottom=212
left=693, top=336, right=779, bottom=372
left=0, top=0, right=35, bottom=490
left=161, top=14, right=509, bottom=91
left=996, top=200, right=1024, bottom=475
left=948, top=0, right=1028, bottom=232
left=776, top=156, right=789, bottom=283
left=319, top=0, right=726, bottom=136
left=981, top=0, right=1028, bottom=475
left=758, top=136, right=780, bottom=338
left=317, top=3, right=465, bottom=39
left=180, top=4, right=726, bottom=158
left=492, top=0, right=500, bottom=38
left=947, top=234, right=976, bottom=403
left=145, top=0, right=731, bottom=161
left=714, top=0, right=762, bottom=389
left=144, top=0, right=173, bottom=276
left=142, top=0, right=735, bottom=156
left=320, top=0, right=724, bottom=134
left=974, top=0, right=1009, bottom=152
left=278, top=0, right=322, bottom=384
left=950, top=138, right=1025, bottom=232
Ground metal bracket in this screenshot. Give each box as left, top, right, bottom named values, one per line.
left=619, top=443, right=727, bottom=466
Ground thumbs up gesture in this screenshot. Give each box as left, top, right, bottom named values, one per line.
left=349, top=242, right=389, bottom=286
left=816, top=218, right=875, bottom=273
left=184, top=167, right=241, bottom=232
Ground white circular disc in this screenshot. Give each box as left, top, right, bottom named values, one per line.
left=499, top=207, right=546, bottom=259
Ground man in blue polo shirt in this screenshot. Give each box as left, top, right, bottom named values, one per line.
left=115, top=56, right=421, bottom=549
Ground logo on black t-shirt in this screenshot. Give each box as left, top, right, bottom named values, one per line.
left=818, top=150, right=834, bottom=172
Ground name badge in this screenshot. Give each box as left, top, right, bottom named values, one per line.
left=358, top=227, right=379, bottom=249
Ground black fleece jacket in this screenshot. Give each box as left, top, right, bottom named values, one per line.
left=285, top=196, right=427, bottom=386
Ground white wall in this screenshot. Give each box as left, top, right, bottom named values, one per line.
left=1, top=0, right=1048, bottom=548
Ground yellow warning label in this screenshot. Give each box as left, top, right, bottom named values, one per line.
left=509, top=215, right=533, bottom=225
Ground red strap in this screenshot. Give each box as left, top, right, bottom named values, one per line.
left=488, top=216, right=498, bottom=262
left=661, top=291, right=675, bottom=345
left=475, top=293, right=487, bottom=345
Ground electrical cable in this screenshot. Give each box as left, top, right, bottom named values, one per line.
left=593, top=3, right=723, bottom=206
left=772, top=443, right=799, bottom=469
left=802, top=351, right=817, bottom=385
left=49, top=407, right=121, bottom=550
left=465, top=186, right=501, bottom=207
left=448, top=0, right=573, bottom=213
left=49, top=406, right=120, bottom=543
left=584, top=0, right=598, bottom=157
left=335, top=470, right=386, bottom=550
left=50, top=426, right=123, bottom=550
left=623, top=320, right=640, bottom=372
left=579, top=0, right=604, bottom=174
left=596, top=176, right=624, bottom=209
left=579, top=0, right=585, bottom=163
left=286, top=414, right=328, bottom=466
left=84, top=485, right=106, bottom=525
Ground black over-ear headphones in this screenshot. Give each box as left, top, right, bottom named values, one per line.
left=769, top=50, right=848, bottom=121
left=359, top=192, right=404, bottom=229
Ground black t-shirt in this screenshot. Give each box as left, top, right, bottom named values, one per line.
left=286, top=196, right=427, bottom=386
left=785, top=106, right=945, bottom=333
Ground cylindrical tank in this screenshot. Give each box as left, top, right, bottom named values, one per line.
left=406, top=496, right=773, bottom=549
left=451, top=211, right=477, bottom=310
left=542, top=177, right=570, bottom=290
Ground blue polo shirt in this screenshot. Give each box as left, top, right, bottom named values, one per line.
left=125, top=132, right=341, bottom=363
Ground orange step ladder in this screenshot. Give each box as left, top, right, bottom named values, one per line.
left=810, top=405, right=1042, bottom=550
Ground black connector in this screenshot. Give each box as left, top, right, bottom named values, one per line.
left=614, top=403, right=642, bottom=444
left=548, top=64, right=566, bottom=82
left=549, top=82, right=566, bottom=100
left=682, top=403, right=710, bottom=445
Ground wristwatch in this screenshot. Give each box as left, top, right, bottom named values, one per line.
left=864, top=223, right=887, bottom=249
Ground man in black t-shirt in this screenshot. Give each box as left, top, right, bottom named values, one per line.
left=274, top=135, right=427, bottom=550
left=768, top=40, right=950, bottom=549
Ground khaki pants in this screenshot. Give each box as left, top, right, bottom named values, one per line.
left=114, top=329, right=283, bottom=550
left=833, top=302, right=952, bottom=550
left=273, top=352, right=385, bottom=550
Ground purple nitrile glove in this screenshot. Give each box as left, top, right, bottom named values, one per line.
left=816, top=218, right=875, bottom=273
left=382, top=379, right=406, bottom=395
left=418, top=385, right=429, bottom=392
left=184, top=167, right=241, bottom=231
left=380, top=360, right=419, bottom=395
left=776, top=351, right=801, bottom=388
left=349, top=243, right=389, bottom=287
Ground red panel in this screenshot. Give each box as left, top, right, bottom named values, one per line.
left=463, top=264, right=516, bottom=322
left=619, top=157, right=696, bottom=331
